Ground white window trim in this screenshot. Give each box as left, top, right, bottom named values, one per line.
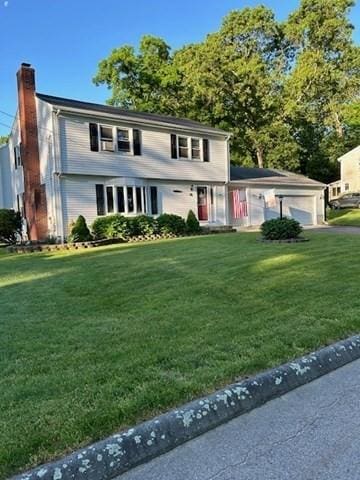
left=98, top=124, right=134, bottom=155
left=177, top=135, right=203, bottom=161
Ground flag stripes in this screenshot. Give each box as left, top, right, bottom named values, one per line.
left=232, top=190, right=248, bottom=219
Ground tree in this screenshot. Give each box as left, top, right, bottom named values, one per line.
left=0, top=209, right=22, bottom=244
left=0, top=135, right=9, bottom=145
left=284, top=0, right=360, bottom=180
left=93, top=35, right=181, bottom=115
left=93, top=2, right=359, bottom=181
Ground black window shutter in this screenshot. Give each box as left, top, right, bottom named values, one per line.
left=89, top=123, right=99, bottom=152
left=95, top=184, right=105, bottom=215
left=133, top=129, right=141, bottom=155
left=150, top=186, right=158, bottom=215
left=14, top=147, right=17, bottom=169
left=203, top=139, right=210, bottom=162
left=170, top=134, right=177, bottom=158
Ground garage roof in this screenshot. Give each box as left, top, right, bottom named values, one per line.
left=230, top=166, right=325, bottom=187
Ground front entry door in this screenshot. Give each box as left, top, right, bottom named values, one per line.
left=197, top=187, right=208, bottom=221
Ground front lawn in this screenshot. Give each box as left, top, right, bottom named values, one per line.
left=328, top=208, right=360, bottom=226
left=2, top=232, right=360, bottom=477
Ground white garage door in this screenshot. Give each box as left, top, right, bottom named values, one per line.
left=265, top=196, right=315, bottom=225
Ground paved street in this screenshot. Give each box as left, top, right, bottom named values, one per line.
left=119, top=358, right=360, bottom=480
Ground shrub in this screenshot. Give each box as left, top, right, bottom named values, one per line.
left=128, top=215, right=158, bottom=237
left=91, top=214, right=130, bottom=240
left=186, top=210, right=201, bottom=234
left=0, top=209, right=22, bottom=244
left=157, top=213, right=187, bottom=235
left=261, top=217, right=302, bottom=240
left=68, top=215, right=92, bottom=242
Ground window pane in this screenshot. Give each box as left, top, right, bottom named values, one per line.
left=127, top=187, right=134, bottom=212
left=117, top=187, right=125, bottom=213
left=179, top=137, right=188, bottom=147
left=191, top=138, right=200, bottom=148
left=136, top=187, right=142, bottom=213
left=96, top=184, right=105, bottom=216
left=179, top=147, right=188, bottom=158
left=192, top=148, right=200, bottom=159
left=100, top=126, right=113, bottom=140
left=150, top=186, right=158, bottom=215
left=106, top=186, right=114, bottom=213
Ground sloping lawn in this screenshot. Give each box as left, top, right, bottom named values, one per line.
left=328, top=208, right=360, bottom=226
left=2, top=232, right=360, bottom=477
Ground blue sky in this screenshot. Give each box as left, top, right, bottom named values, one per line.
left=0, top=0, right=359, bottom=136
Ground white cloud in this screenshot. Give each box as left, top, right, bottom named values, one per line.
left=4, top=1, right=9, bottom=6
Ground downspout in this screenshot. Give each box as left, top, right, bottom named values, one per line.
left=52, top=109, right=65, bottom=242
left=225, top=134, right=231, bottom=226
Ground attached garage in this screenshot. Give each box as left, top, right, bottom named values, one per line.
left=229, top=166, right=326, bottom=227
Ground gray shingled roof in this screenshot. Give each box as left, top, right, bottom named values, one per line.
left=36, top=93, right=228, bottom=135
left=230, top=166, right=325, bottom=187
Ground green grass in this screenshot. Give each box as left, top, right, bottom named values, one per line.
left=328, top=208, right=360, bottom=226
left=2, top=232, right=360, bottom=478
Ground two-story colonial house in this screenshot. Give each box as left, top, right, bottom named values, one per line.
left=0, top=64, right=326, bottom=240
left=0, top=64, right=230, bottom=241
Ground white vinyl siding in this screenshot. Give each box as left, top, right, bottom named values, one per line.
left=58, top=114, right=228, bottom=182
left=60, top=175, right=227, bottom=236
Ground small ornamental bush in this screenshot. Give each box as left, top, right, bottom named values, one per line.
left=92, top=214, right=130, bottom=240
left=186, top=210, right=201, bottom=234
left=0, top=209, right=22, bottom=244
left=157, top=213, right=187, bottom=235
left=68, top=215, right=92, bottom=242
left=129, top=215, right=158, bottom=237
left=261, top=217, right=302, bottom=240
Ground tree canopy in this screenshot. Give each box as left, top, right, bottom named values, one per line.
left=94, top=0, right=360, bottom=183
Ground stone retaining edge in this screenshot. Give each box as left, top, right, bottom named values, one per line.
left=11, top=334, right=360, bottom=480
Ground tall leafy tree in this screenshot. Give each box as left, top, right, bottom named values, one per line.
left=94, top=1, right=359, bottom=181
left=284, top=0, right=360, bottom=181
left=0, top=135, right=9, bottom=145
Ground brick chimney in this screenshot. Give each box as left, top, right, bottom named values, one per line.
left=17, top=63, right=48, bottom=241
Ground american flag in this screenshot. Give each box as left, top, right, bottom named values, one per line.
left=232, top=190, right=248, bottom=219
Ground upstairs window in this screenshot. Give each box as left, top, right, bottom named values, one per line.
left=172, top=135, right=209, bottom=161
left=191, top=138, right=201, bottom=159
left=100, top=126, right=114, bottom=152
left=117, top=128, right=130, bottom=152
left=178, top=137, right=189, bottom=158
left=90, top=123, right=142, bottom=155
left=14, top=145, right=22, bottom=169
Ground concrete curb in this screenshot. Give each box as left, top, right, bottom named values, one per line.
left=12, top=334, right=360, bottom=480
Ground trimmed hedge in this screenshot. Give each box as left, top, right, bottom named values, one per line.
left=186, top=210, right=201, bottom=234
left=261, top=217, right=302, bottom=240
left=90, top=212, right=194, bottom=241
left=68, top=215, right=92, bottom=242
left=157, top=214, right=187, bottom=235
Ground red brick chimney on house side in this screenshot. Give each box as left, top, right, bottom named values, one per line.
left=17, top=63, right=48, bottom=241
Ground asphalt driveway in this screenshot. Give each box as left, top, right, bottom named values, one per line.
left=119, top=358, right=360, bottom=480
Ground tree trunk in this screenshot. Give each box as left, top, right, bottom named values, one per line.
left=334, top=112, right=344, bottom=138
left=256, top=146, right=264, bottom=168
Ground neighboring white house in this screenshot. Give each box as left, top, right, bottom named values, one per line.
left=328, top=145, right=360, bottom=201
left=0, top=64, right=326, bottom=241
left=229, top=167, right=325, bottom=227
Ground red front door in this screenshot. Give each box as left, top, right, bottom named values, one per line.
left=197, top=187, right=208, bottom=221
